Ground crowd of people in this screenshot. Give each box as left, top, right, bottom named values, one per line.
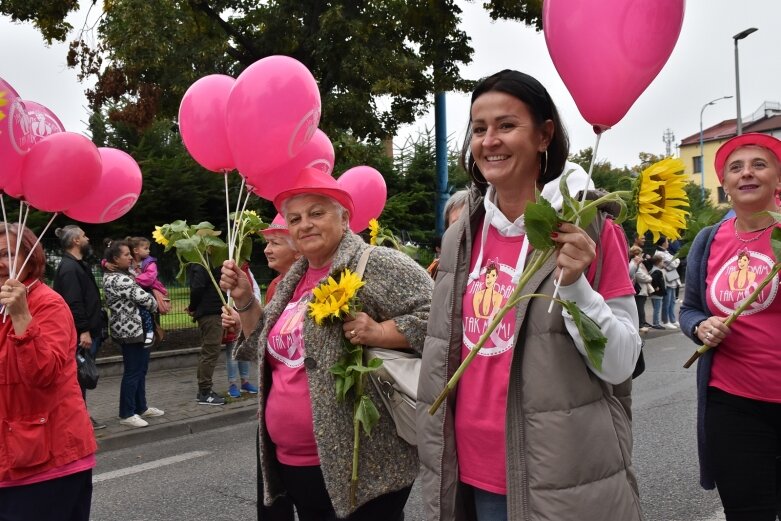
left=1, top=69, right=779, bottom=521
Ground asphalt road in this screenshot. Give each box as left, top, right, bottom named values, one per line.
left=91, top=330, right=726, bottom=521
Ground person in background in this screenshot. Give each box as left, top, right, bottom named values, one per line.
left=53, top=224, right=107, bottom=431
left=680, top=133, right=781, bottom=520
left=0, top=223, right=97, bottom=520
left=428, top=189, right=469, bottom=278
left=220, top=167, right=432, bottom=520
left=224, top=261, right=260, bottom=399
left=125, top=236, right=168, bottom=347
left=655, top=236, right=680, bottom=329
left=648, top=254, right=668, bottom=330
left=188, top=262, right=228, bottom=406
left=629, top=245, right=653, bottom=333
left=103, top=240, right=163, bottom=428
left=417, top=69, right=643, bottom=520
left=262, top=213, right=301, bottom=303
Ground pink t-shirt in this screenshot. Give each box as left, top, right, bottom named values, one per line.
left=707, top=218, right=781, bottom=402
left=265, top=264, right=331, bottom=466
left=0, top=454, right=95, bottom=488
left=455, top=218, right=633, bottom=494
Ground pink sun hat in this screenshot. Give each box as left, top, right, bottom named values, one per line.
left=273, top=167, right=355, bottom=217
left=260, top=213, right=288, bottom=236
left=714, top=132, right=781, bottom=183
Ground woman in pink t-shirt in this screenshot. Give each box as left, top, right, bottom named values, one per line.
left=417, top=70, right=643, bottom=521
left=680, top=133, right=781, bottom=519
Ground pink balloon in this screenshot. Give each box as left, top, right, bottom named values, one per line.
left=337, top=166, right=386, bottom=233
left=64, top=147, right=143, bottom=223
left=248, top=129, right=334, bottom=200
left=0, top=78, right=34, bottom=197
left=226, top=55, right=321, bottom=178
left=179, top=74, right=236, bottom=172
left=21, top=132, right=102, bottom=212
left=543, top=0, right=684, bottom=133
left=24, top=100, right=65, bottom=140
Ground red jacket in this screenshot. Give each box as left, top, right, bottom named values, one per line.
left=0, top=282, right=96, bottom=481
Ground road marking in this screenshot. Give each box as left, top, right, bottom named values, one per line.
left=93, top=451, right=210, bottom=484
left=699, top=512, right=726, bottom=521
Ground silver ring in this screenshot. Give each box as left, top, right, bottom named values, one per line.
left=706, top=332, right=712, bottom=340
left=350, top=330, right=356, bottom=338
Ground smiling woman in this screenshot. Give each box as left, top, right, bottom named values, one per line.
left=0, top=223, right=97, bottom=521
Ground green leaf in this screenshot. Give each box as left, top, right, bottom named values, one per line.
left=771, top=227, right=781, bottom=264
left=169, top=220, right=189, bottom=233
left=524, top=199, right=559, bottom=250
left=559, top=300, right=606, bottom=371
left=355, top=395, right=381, bottom=436
left=174, top=237, right=199, bottom=254
left=576, top=204, right=598, bottom=230
left=193, top=221, right=216, bottom=231
left=366, top=357, right=384, bottom=370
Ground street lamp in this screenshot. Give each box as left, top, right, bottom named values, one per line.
left=699, top=95, right=733, bottom=197
left=734, top=27, right=758, bottom=136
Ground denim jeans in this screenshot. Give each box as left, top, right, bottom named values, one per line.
left=663, top=286, right=677, bottom=323
left=225, top=341, right=250, bottom=383
left=651, top=297, right=663, bottom=325
left=473, top=487, right=508, bottom=521
left=88, top=335, right=103, bottom=359
left=119, top=342, right=150, bottom=418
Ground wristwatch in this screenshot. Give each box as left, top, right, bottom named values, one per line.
left=692, top=320, right=705, bottom=343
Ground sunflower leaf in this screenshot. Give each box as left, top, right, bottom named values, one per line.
left=771, top=227, right=781, bottom=264
left=355, top=395, right=381, bottom=435
left=560, top=300, right=606, bottom=371
left=576, top=204, right=598, bottom=230
left=524, top=199, right=559, bottom=250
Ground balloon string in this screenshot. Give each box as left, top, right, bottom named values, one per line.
left=224, top=171, right=232, bottom=263
left=547, top=132, right=602, bottom=313
left=16, top=212, right=58, bottom=277
left=12, top=201, right=29, bottom=280
left=1, top=193, right=11, bottom=276
left=229, top=176, right=246, bottom=257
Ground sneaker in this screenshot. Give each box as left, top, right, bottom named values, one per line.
left=144, top=331, right=155, bottom=347
left=119, top=414, right=148, bottom=428
left=197, top=390, right=225, bottom=406
left=652, top=324, right=665, bottom=330
left=663, top=322, right=678, bottom=330
left=228, top=384, right=241, bottom=399
left=90, top=416, right=107, bottom=431
left=141, top=407, right=165, bottom=418
left=639, top=326, right=650, bottom=333
left=641, top=322, right=653, bottom=329
left=241, top=381, right=259, bottom=394
left=673, top=321, right=680, bottom=328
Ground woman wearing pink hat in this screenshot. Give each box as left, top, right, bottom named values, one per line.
left=261, top=213, right=300, bottom=303
left=220, top=167, right=432, bottom=520
left=681, top=132, right=781, bottom=520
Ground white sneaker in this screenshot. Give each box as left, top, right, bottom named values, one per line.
left=639, top=326, right=650, bottom=333
left=141, top=407, right=165, bottom=418
left=663, top=322, right=678, bottom=330
left=119, top=414, right=149, bottom=428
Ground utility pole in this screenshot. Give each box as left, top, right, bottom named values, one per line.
left=662, top=128, right=676, bottom=157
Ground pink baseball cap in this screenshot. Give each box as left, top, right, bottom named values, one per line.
left=260, top=213, right=288, bottom=236
left=714, top=132, right=781, bottom=182
left=273, top=167, right=355, bottom=217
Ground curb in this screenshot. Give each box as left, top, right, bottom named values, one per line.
left=95, top=405, right=257, bottom=452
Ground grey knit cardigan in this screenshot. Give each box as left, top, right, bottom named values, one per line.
left=235, top=231, right=433, bottom=518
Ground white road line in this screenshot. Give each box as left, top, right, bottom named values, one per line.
left=92, top=451, right=210, bottom=484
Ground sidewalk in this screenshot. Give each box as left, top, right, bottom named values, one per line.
left=86, top=351, right=258, bottom=452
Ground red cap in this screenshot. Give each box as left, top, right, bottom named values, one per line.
left=714, top=133, right=781, bottom=182
left=273, top=167, right=355, bottom=217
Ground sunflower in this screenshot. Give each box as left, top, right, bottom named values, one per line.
left=0, top=91, right=7, bottom=122
left=308, top=269, right=365, bottom=325
left=635, top=158, right=689, bottom=242
left=368, top=219, right=380, bottom=245
left=152, top=226, right=169, bottom=247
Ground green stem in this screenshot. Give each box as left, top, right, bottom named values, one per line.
left=683, top=262, right=781, bottom=368
left=350, top=351, right=365, bottom=508
left=577, top=190, right=632, bottom=215
left=429, top=248, right=554, bottom=415
left=185, top=231, right=228, bottom=308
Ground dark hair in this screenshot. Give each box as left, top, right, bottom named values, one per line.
left=655, top=236, right=668, bottom=248
left=103, top=239, right=130, bottom=264
left=460, top=70, right=570, bottom=193
left=0, top=223, right=45, bottom=281
left=125, top=236, right=150, bottom=254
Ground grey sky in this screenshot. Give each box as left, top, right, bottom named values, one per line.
left=2, top=1, right=778, bottom=169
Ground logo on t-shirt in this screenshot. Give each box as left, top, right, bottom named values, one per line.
left=267, top=299, right=308, bottom=368
left=462, top=260, right=517, bottom=356
left=709, top=249, right=778, bottom=316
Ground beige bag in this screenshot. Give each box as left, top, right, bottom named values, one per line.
left=355, top=247, right=420, bottom=446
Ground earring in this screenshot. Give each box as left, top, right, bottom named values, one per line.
left=540, top=150, right=549, bottom=178
left=470, top=161, right=487, bottom=186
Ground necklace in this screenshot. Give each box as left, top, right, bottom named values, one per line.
left=733, top=219, right=775, bottom=244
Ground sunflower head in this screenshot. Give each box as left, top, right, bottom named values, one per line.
left=368, top=219, right=380, bottom=245
left=0, top=91, right=7, bottom=122
left=308, top=269, right=365, bottom=325
left=635, top=158, right=690, bottom=242
left=152, top=226, right=169, bottom=247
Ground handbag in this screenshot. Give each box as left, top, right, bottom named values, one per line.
left=355, top=246, right=420, bottom=446
left=76, top=348, right=99, bottom=390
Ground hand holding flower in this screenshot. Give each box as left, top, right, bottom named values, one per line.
left=220, top=260, right=251, bottom=303
left=696, top=316, right=729, bottom=348
left=221, top=305, right=241, bottom=334
left=551, top=222, right=597, bottom=286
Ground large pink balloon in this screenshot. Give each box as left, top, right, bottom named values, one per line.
left=337, top=166, right=386, bottom=233
left=21, top=132, right=102, bottom=212
left=0, top=78, right=34, bottom=197
left=179, top=74, right=236, bottom=172
left=248, top=129, right=334, bottom=201
left=226, top=55, right=321, bottom=178
left=65, top=147, right=143, bottom=223
left=543, top=0, right=684, bottom=133
left=24, top=100, right=65, bottom=140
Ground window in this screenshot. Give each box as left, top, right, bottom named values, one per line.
left=693, top=155, right=703, bottom=174
left=718, top=187, right=729, bottom=204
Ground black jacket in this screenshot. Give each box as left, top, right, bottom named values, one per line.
left=53, top=252, right=104, bottom=336
left=187, top=264, right=224, bottom=319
